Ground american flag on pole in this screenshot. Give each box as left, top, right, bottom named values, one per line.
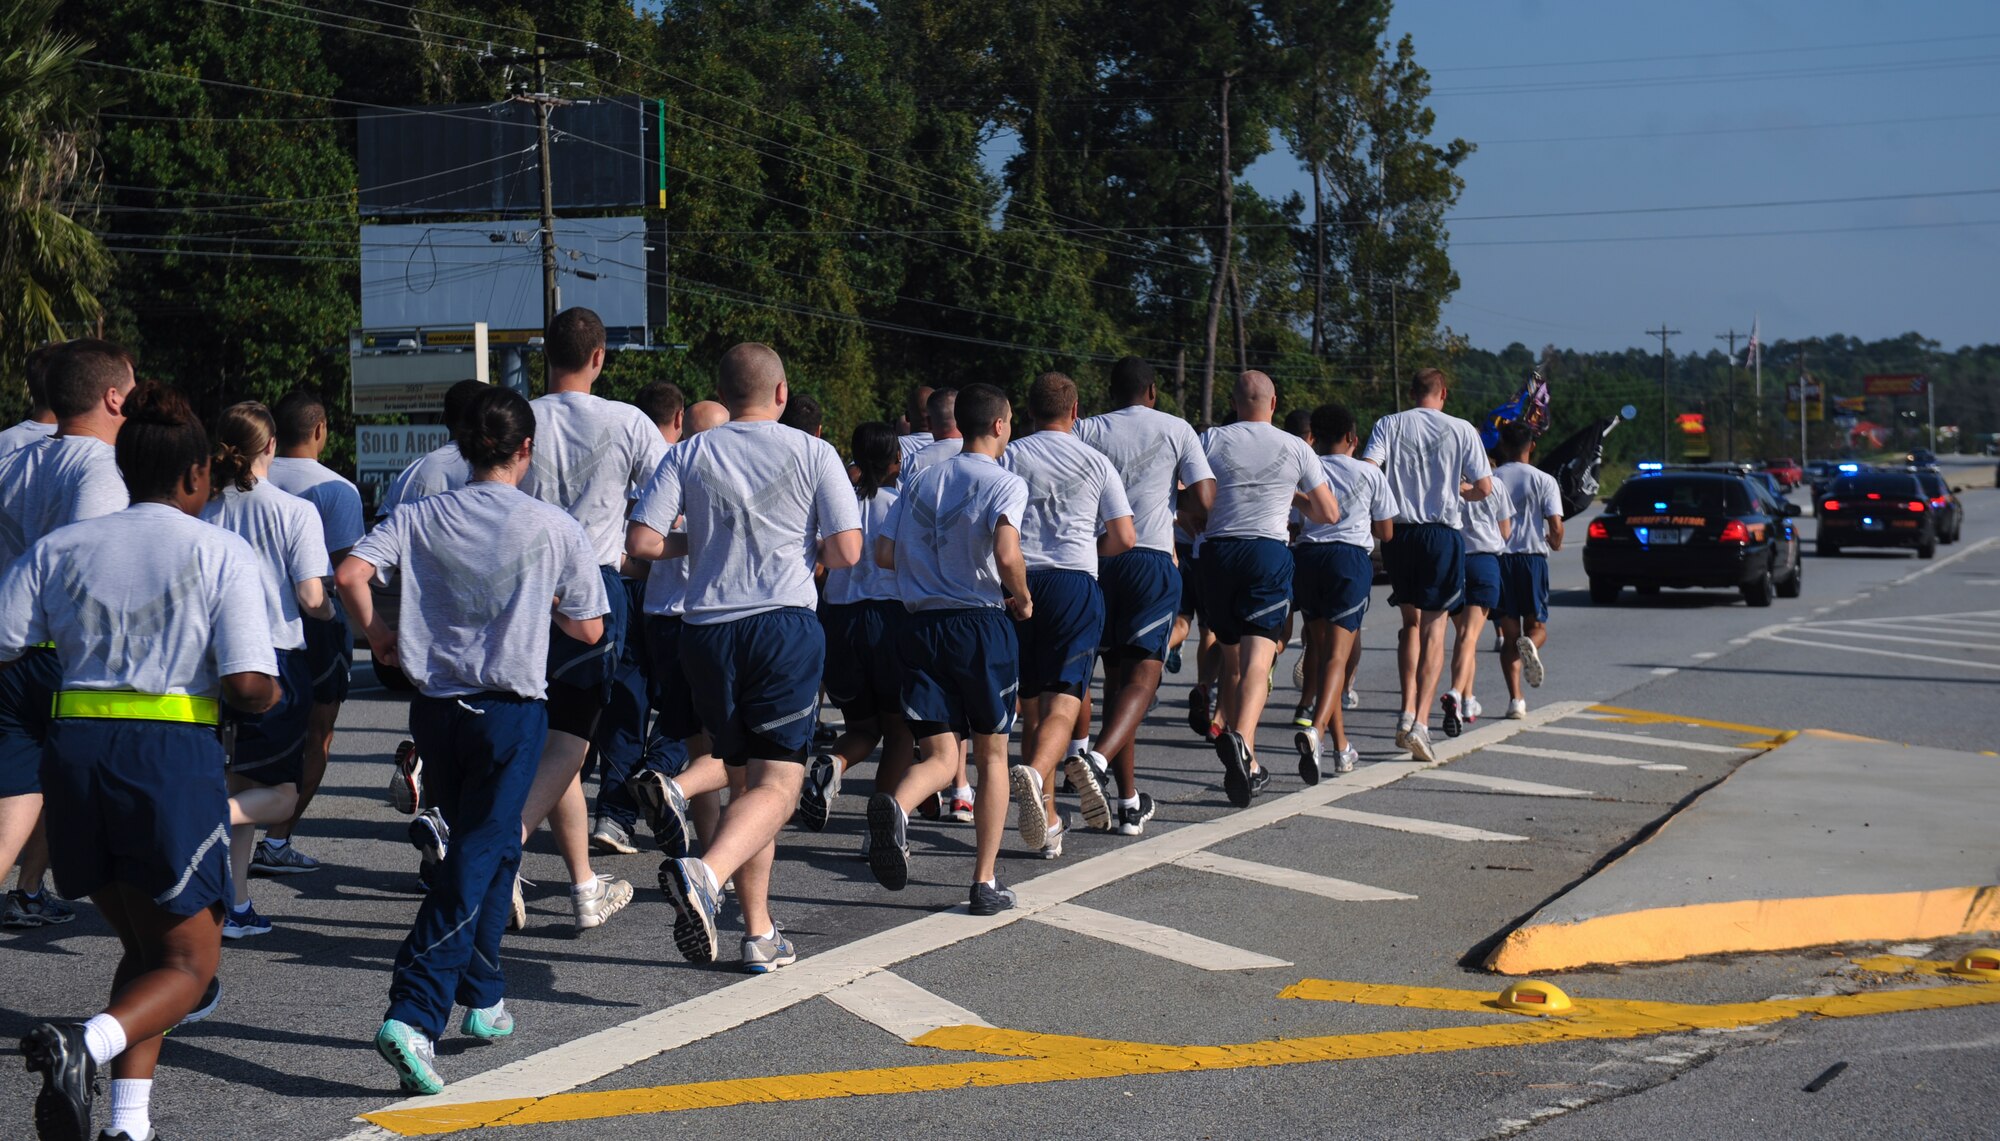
left=1742, top=316, right=1761, bottom=370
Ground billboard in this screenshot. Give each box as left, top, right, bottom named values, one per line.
left=351, top=323, right=489, bottom=416
left=1863, top=374, right=1927, bottom=397
left=358, top=218, right=648, bottom=331
left=1784, top=375, right=1825, bottom=422
left=356, top=100, right=651, bottom=215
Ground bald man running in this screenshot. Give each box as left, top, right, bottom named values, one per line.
left=628, top=347, right=861, bottom=972
left=1198, top=372, right=1339, bottom=807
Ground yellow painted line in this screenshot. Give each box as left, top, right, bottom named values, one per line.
left=1486, top=885, right=2000, bottom=974
left=360, top=976, right=2000, bottom=1135
left=1586, top=704, right=1785, bottom=740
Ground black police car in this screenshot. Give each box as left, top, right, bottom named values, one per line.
left=1818, top=470, right=1939, bottom=559
left=1584, top=465, right=1803, bottom=607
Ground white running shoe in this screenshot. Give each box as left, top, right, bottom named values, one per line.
left=572, top=875, right=633, bottom=931
left=1464, top=694, right=1484, bottom=723
left=1393, top=720, right=1415, bottom=751
left=1406, top=724, right=1437, bottom=763
left=1507, top=699, right=1529, bottom=720
left=1334, top=744, right=1359, bottom=774
left=1342, top=689, right=1360, bottom=711
left=1010, top=765, right=1048, bottom=850
left=1040, top=814, right=1067, bottom=860
left=1291, top=654, right=1306, bottom=689
left=1518, top=637, right=1545, bottom=688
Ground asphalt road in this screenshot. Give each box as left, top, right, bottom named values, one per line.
left=5, top=475, right=1997, bottom=1140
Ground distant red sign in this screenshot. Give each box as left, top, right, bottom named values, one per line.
left=1863, top=374, right=1927, bottom=396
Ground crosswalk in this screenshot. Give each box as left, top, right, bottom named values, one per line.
left=1751, top=608, right=2000, bottom=673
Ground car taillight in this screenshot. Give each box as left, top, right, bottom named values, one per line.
left=1821, top=499, right=1842, bottom=512
left=1931, top=496, right=1949, bottom=508
left=1719, top=520, right=1750, bottom=542
left=1587, top=519, right=1609, bottom=540
left=1905, top=500, right=1927, bottom=512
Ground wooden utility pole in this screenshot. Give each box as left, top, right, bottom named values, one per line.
left=1647, top=325, right=1680, bottom=461
left=1716, top=328, right=1742, bottom=462
left=1200, top=70, right=1238, bottom=426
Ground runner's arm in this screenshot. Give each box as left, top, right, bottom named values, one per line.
left=221, top=671, right=281, bottom=715
left=1097, top=515, right=1136, bottom=558
left=819, top=528, right=863, bottom=570
left=1299, top=482, right=1340, bottom=525
left=334, top=554, right=397, bottom=669
left=875, top=535, right=897, bottom=570
left=996, top=521, right=1033, bottom=621
left=1546, top=514, right=1565, bottom=552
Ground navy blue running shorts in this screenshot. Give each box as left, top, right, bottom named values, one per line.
left=1016, top=569, right=1105, bottom=696
left=821, top=599, right=904, bottom=723
left=1196, top=537, right=1294, bottom=645
left=547, top=565, right=627, bottom=701
left=1292, top=542, right=1373, bottom=632
left=681, top=607, right=824, bottom=765
left=1458, top=551, right=1502, bottom=614
left=900, top=608, right=1019, bottom=737
left=1098, top=549, right=1179, bottom=660
left=303, top=612, right=352, bottom=706
left=229, top=648, right=313, bottom=785
left=44, top=718, right=231, bottom=916
left=1384, top=522, right=1466, bottom=614
left=0, top=646, right=58, bottom=798
left=644, top=614, right=704, bottom=742
left=1496, top=553, right=1551, bottom=622
left=1175, top=544, right=1202, bottom=618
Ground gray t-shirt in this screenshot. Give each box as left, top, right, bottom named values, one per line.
left=522, top=392, right=669, bottom=568
left=1003, top=430, right=1132, bottom=575
left=350, top=482, right=608, bottom=699
left=1299, top=454, right=1397, bottom=551
left=902, top=436, right=963, bottom=481
left=824, top=487, right=901, bottom=605
left=0, top=420, right=55, bottom=465
left=1497, top=462, right=1565, bottom=556
left=1460, top=479, right=1516, bottom=556
left=201, top=480, right=330, bottom=652
left=1074, top=406, right=1214, bottom=554
left=1361, top=407, right=1492, bottom=528
left=0, top=434, right=130, bottom=566
left=629, top=419, right=860, bottom=626
left=376, top=443, right=471, bottom=520
left=1202, top=422, right=1327, bottom=543
left=897, top=432, right=934, bottom=466
left=0, top=503, right=277, bottom=696
left=266, top=457, right=365, bottom=555
left=885, top=452, right=1029, bottom=611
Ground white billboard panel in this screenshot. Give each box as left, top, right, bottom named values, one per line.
left=359, top=217, right=647, bottom=330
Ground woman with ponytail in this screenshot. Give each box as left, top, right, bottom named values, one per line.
left=199, top=401, right=333, bottom=939
left=336, top=384, right=608, bottom=1095
left=2, top=381, right=280, bottom=1141
left=797, top=422, right=913, bottom=835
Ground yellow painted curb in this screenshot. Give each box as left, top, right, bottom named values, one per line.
left=1486, top=885, right=2000, bottom=974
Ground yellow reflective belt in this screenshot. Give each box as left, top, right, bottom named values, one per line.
left=30, top=641, right=54, bottom=650
left=52, top=690, right=220, bottom=726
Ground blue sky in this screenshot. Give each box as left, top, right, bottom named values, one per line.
left=1234, top=0, right=1999, bottom=353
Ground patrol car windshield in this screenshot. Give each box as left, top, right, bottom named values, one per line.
left=1915, top=472, right=1949, bottom=497
left=1607, top=477, right=1749, bottom=515
left=1828, top=474, right=1924, bottom=498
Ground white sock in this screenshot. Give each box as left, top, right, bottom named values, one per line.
left=570, top=875, right=602, bottom=896
left=695, top=859, right=722, bottom=896
left=263, top=836, right=288, bottom=850
left=952, top=785, right=974, bottom=801
left=82, top=1013, right=126, bottom=1066
left=1118, top=795, right=1140, bottom=811
left=746, top=927, right=775, bottom=941
left=980, top=878, right=998, bottom=889
left=1445, top=689, right=1461, bottom=703
left=1397, top=713, right=1415, bottom=729
left=109, top=1077, right=152, bottom=1138
left=1070, top=737, right=1089, bottom=757
left=231, top=900, right=252, bottom=915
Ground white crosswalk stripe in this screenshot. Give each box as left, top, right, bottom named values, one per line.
left=1533, top=726, right=1749, bottom=754
left=1028, top=903, right=1293, bottom=970
left=825, top=971, right=991, bottom=1041
left=1411, top=770, right=1594, bottom=798
left=1487, top=743, right=1688, bottom=772
left=1750, top=608, right=2000, bottom=672
left=1302, top=805, right=1529, bottom=842
left=1175, top=850, right=1416, bottom=901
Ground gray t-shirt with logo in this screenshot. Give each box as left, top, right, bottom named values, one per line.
left=350, top=482, right=608, bottom=699
left=902, top=436, right=963, bottom=481
left=522, top=392, right=669, bottom=569
left=630, top=419, right=860, bottom=626
left=0, top=420, right=55, bottom=465
left=1459, top=477, right=1516, bottom=556
left=375, top=443, right=471, bottom=521
left=0, top=435, right=130, bottom=566
left=201, top=480, right=330, bottom=652
left=1003, top=430, right=1132, bottom=574
left=1361, top=407, right=1492, bottom=528
left=266, top=457, right=365, bottom=554
left=824, top=487, right=901, bottom=605
left=0, top=503, right=277, bottom=695
left=1074, top=406, right=1214, bottom=554
left=1299, top=454, right=1397, bottom=551
left=885, top=452, right=1030, bottom=611
left=1202, top=422, right=1327, bottom=543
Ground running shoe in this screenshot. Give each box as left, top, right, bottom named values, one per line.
left=222, top=903, right=272, bottom=940
left=1187, top=686, right=1212, bottom=738
left=2, top=889, right=76, bottom=928
left=1291, top=654, right=1306, bottom=689
left=98, top=1130, right=155, bottom=1140
left=1063, top=750, right=1114, bottom=832
left=1040, top=814, right=1067, bottom=860
left=461, top=1000, right=514, bottom=1040
left=388, top=738, right=422, bottom=814
left=22, top=1022, right=94, bottom=1141
left=1248, top=766, right=1272, bottom=798
left=796, top=754, right=840, bottom=833
left=374, top=1019, right=443, bottom=1095
left=812, top=721, right=840, bottom=751
left=1115, top=792, right=1157, bottom=837
left=1342, top=689, right=1360, bottom=711
left=408, top=808, right=449, bottom=870
left=969, top=879, right=1017, bottom=916
left=1441, top=693, right=1463, bottom=739
left=1393, top=721, right=1415, bottom=751
left=741, top=929, right=798, bottom=974
left=571, top=875, right=634, bottom=932
left=509, top=874, right=528, bottom=931
left=250, top=839, right=319, bottom=876
left=1215, top=729, right=1252, bottom=808
left=914, top=790, right=943, bottom=821
left=1294, top=727, right=1322, bottom=786
left=174, top=976, right=222, bottom=1030
left=1165, top=646, right=1182, bottom=674
left=1507, top=699, right=1529, bottom=720
left=864, top=793, right=911, bottom=890
left=1291, top=700, right=1315, bottom=730
left=589, top=817, right=639, bottom=856
left=1518, top=637, right=1545, bottom=688
left=1406, top=724, right=1437, bottom=764
left=947, top=789, right=975, bottom=824
left=661, top=857, right=720, bottom=964
left=1464, top=694, right=1483, bottom=723
left=1010, top=765, right=1049, bottom=849
left=1333, top=744, right=1359, bottom=774
left=1203, top=720, right=1222, bottom=743
left=628, top=770, right=692, bottom=858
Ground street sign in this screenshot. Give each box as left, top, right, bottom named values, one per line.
left=350, top=323, right=489, bottom=416
left=1784, top=376, right=1824, bottom=422
left=1863, top=374, right=1927, bottom=397
left=357, top=424, right=451, bottom=476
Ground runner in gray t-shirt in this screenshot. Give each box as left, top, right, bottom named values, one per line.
left=627, top=343, right=863, bottom=971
